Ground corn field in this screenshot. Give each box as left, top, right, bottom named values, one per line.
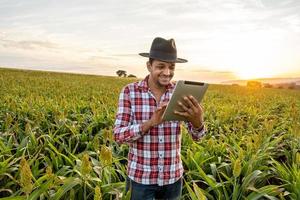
left=0, top=68, right=299, bottom=200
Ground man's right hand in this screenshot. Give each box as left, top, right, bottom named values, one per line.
left=150, top=103, right=167, bottom=126
left=141, top=103, right=167, bottom=134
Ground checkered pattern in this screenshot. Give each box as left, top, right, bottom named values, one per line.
left=114, top=75, right=206, bottom=186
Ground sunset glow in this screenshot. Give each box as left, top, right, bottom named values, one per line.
left=234, top=68, right=279, bottom=80
left=0, top=0, right=300, bottom=83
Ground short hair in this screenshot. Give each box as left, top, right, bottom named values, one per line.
left=149, top=58, right=154, bottom=65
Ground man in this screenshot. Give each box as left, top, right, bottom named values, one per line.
left=114, top=37, right=206, bottom=200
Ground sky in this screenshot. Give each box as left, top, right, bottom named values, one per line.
left=0, top=0, right=300, bottom=83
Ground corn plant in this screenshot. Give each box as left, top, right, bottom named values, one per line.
left=1, top=68, right=300, bottom=199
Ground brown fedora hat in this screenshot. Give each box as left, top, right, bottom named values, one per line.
left=139, top=37, right=188, bottom=63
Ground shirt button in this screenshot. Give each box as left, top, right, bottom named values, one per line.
left=159, top=153, right=163, bottom=158
left=159, top=138, right=163, bottom=142
left=158, top=166, right=163, bottom=172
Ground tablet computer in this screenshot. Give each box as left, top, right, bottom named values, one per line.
left=162, top=80, right=208, bottom=121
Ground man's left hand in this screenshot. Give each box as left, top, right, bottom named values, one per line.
left=174, top=95, right=204, bottom=128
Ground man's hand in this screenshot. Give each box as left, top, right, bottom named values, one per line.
left=141, top=103, right=167, bottom=134
left=149, top=102, right=167, bottom=126
left=174, top=95, right=204, bottom=128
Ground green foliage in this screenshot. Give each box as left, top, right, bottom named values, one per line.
left=0, top=68, right=299, bottom=199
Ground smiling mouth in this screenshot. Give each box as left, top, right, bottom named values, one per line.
left=160, top=76, right=171, bottom=80
left=160, top=78, right=170, bottom=82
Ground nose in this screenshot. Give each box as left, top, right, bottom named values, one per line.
left=163, top=68, right=170, bottom=76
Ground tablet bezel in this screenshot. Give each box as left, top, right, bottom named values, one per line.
left=162, top=80, right=208, bottom=121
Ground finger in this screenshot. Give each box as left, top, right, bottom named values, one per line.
left=160, top=102, right=168, bottom=107
left=157, top=103, right=167, bottom=110
left=174, top=110, right=189, bottom=117
left=158, top=106, right=167, bottom=112
left=188, top=95, right=200, bottom=108
left=159, top=105, right=167, bottom=113
left=161, top=106, right=167, bottom=112
left=178, top=100, right=194, bottom=115
left=183, top=96, right=195, bottom=110
left=157, top=108, right=166, bottom=115
left=177, top=101, right=189, bottom=112
left=198, top=104, right=204, bottom=112
left=156, top=106, right=162, bottom=111
left=156, top=107, right=164, bottom=113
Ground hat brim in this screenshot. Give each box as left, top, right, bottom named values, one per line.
left=139, top=53, right=188, bottom=63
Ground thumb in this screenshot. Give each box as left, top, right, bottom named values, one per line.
left=160, top=102, right=168, bottom=108
left=156, top=106, right=163, bottom=111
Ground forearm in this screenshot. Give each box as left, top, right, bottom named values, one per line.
left=113, top=123, right=143, bottom=144
left=114, top=120, right=154, bottom=144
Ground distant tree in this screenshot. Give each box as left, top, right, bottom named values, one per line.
left=247, top=81, right=262, bottom=88
left=288, top=82, right=296, bottom=89
left=232, top=83, right=239, bottom=86
left=263, top=83, right=273, bottom=88
left=128, top=74, right=137, bottom=78
left=288, top=85, right=295, bottom=89
left=116, top=70, right=127, bottom=77
left=275, top=82, right=296, bottom=89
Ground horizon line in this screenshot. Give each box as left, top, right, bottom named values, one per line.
left=1, top=66, right=300, bottom=84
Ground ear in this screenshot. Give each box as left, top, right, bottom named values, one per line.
left=146, top=61, right=152, bottom=72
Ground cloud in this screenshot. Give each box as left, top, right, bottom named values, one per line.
left=0, top=38, right=59, bottom=50
left=281, top=14, right=300, bottom=32
left=1, top=0, right=300, bottom=82
left=177, top=67, right=234, bottom=74
left=173, top=67, right=237, bottom=83
left=111, top=53, right=137, bottom=57
left=88, top=55, right=120, bottom=61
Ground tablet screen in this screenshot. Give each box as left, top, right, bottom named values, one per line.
left=162, top=80, right=208, bottom=121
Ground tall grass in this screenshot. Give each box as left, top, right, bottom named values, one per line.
left=0, top=68, right=299, bottom=199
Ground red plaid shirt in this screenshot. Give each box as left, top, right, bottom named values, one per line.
left=114, top=75, right=206, bottom=186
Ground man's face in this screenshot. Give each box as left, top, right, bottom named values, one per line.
left=147, top=59, right=175, bottom=87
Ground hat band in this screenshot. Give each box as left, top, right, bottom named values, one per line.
left=149, top=50, right=177, bottom=62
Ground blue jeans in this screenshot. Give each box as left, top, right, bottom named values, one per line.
left=125, top=177, right=183, bottom=200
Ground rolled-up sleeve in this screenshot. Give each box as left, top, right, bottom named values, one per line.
left=186, top=121, right=206, bottom=141
left=113, top=86, right=143, bottom=144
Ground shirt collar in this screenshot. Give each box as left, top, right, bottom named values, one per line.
left=138, top=75, right=174, bottom=92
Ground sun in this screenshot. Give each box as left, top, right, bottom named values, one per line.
left=194, top=30, right=286, bottom=81
left=235, top=67, right=278, bottom=80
